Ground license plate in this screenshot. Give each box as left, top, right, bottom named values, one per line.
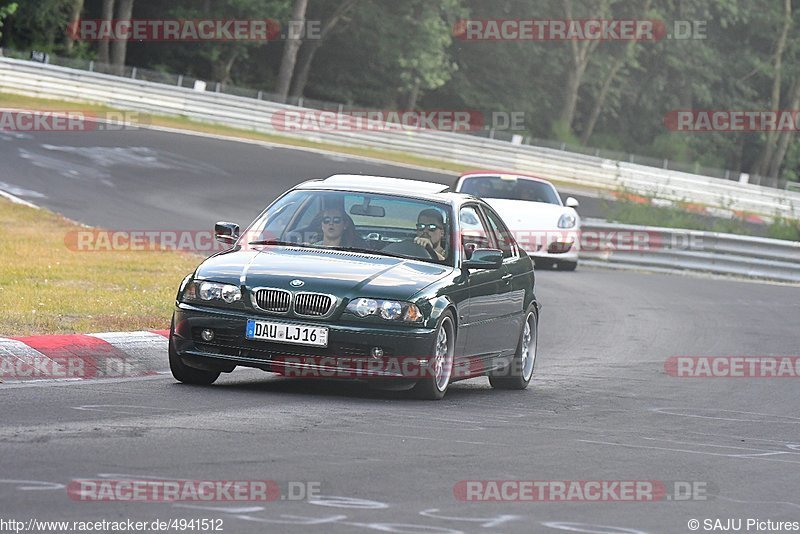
left=246, top=320, right=328, bottom=347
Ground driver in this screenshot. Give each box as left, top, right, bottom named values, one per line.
left=413, top=209, right=447, bottom=260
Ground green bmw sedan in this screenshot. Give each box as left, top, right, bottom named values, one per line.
left=169, top=175, right=539, bottom=399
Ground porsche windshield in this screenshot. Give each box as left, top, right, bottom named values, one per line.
left=460, top=176, right=561, bottom=205
left=244, top=190, right=454, bottom=265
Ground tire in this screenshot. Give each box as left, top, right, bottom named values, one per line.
left=169, top=326, right=220, bottom=385
left=411, top=311, right=455, bottom=400
left=489, top=308, right=537, bottom=390
left=559, top=261, right=578, bottom=271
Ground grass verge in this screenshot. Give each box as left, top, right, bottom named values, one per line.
left=0, top=198, right=198, bottom=335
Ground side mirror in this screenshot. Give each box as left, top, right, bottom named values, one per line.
left=462, top=248, right=503, bottom=269
left=565, top=197, right=580, bottom=209
left=214, top=222, right=239, bottom=244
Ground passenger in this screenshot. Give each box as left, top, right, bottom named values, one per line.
left=314, top=207, right=362, bottom=248
left=413, top=208, right=447, bottom=260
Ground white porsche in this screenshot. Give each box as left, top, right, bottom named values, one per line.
left=454, top=172, right=581, bottom=270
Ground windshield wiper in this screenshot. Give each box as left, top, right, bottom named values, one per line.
left=330, top=245, right=438, bottom=262
left=248, top=239, right=307, bottom=247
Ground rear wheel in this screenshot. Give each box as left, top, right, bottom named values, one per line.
left=169, top=326, right=220, bottom=385
left=412, top=312, right=455, bottom=400
left=489, top=308, right=537, bottom=390
left=559, top=261, right=578, bottom=271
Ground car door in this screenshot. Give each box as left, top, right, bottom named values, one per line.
left=458, top=205, right=511, bottom=361
left=480, top=204, right=528, bottom=356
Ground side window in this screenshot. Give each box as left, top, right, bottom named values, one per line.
left=482, top=207, right=517, bottom=259
left=459, top=206, right=493, bottom=259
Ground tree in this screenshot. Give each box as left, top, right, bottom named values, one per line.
left=557, top=0, right=606, bottom=136
left=396, top=0, right=462, bottom=109
left=97, top=0, right=114, bottom=65
left=109, top=0, right=134, bottom=74
left=289, top=0, right=359, bottom=99
left=130, top=0, right=291, bottom=86
left=752, top=0, right=795, bottom=177
left=63, top=0, right=83, bottom=54
left=579, top=0, right=651, bottom=144
left=0, top=2, right=17, bottom=41
left=275, top=0, right=308, bottom=102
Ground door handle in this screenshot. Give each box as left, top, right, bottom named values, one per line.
left=501, top=273, right=513, bottom=284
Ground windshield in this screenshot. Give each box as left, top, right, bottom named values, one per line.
left=459, top=176, right=562, bottom=205
left=243, top=190, right=454, bottom=265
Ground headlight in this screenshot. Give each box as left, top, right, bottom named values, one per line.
left=346, top=298, right=422, bottom=323
left=181, top=280, right=241, bottom=304
left=558, top=213, right=577, bottom=228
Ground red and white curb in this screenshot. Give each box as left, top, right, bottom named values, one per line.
left=0, top=330, right=169, bottom=384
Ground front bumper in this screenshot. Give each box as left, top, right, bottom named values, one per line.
left=172, top=304, right=437, bottom=379
left=516, top=228, right=580, bottom=262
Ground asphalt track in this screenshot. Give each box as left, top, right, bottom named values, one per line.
left=0, top=126, right=606, bottom=230
left=1, top=126, right=799, bottom=533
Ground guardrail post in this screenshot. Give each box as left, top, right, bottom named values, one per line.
left=215, top=82, right=220, bottom=93
left=257, top=90, right=263, bottom=100
left=88, top=60, right=94, bottom=72
left=131, top=67, right=137, bottom=79
left=177, top=74, right=183, bottom=86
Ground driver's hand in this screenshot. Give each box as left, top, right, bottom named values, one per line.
left=414, top=237, right=433, bottom=248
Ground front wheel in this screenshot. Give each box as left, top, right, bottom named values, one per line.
left=489, top=308, right=537, bottom=390
left=411, top=312, right=455, bottom=400
left=169, top=330, right=220, bottom=385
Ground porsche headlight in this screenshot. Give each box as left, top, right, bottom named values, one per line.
left=558, top=213, right=577, bottom=228
left=347, top=298, right=422, bottom=323
left=181, top=280, right=241, bottom=304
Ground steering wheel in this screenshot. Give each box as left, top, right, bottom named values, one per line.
left=381, top=240, right=439, bottom=260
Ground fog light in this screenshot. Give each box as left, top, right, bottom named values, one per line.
left=200, top=328, right=215, bottom=342
left=371, top=347, right=384, bottom=358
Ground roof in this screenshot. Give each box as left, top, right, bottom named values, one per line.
left=295, top=174, right=455, bottom=202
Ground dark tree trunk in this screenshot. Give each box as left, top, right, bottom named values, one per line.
left=212, top=49, right=240, bottom=85
left=97, top=0, right=114, bottom=65
left=768, top=80, right=800, bottom=177
left=64, top=0, right=84, bottom=54
left=275, top=0, right=309, bottom=103
left=110, top=0, right=134, bottom=75
left=557, top=0, right=601, bottom=133
left=753, top=0, right=792, bottom=176
left=289, top=0, right=358, bottom=98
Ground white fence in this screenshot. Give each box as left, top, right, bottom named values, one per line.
left=1, top=57, right=800, bottom=220
left=580, top=219, right=800, bottom=283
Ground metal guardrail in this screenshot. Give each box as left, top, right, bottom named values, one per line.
left=579, top=219, right=800, bottom=283
left=1, top=57, right=800, bottom=221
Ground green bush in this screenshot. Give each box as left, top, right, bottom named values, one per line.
left=767, top=216, right=800, bottom=241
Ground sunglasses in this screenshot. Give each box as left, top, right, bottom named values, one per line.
left=416, top=223, right=442, bottom=232
left=323, top=216, right=343, bottom=225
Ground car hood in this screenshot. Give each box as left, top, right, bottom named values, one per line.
left=485, top=198, right=578, bottom=229
left=194, top=246, right=453, bottom=301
